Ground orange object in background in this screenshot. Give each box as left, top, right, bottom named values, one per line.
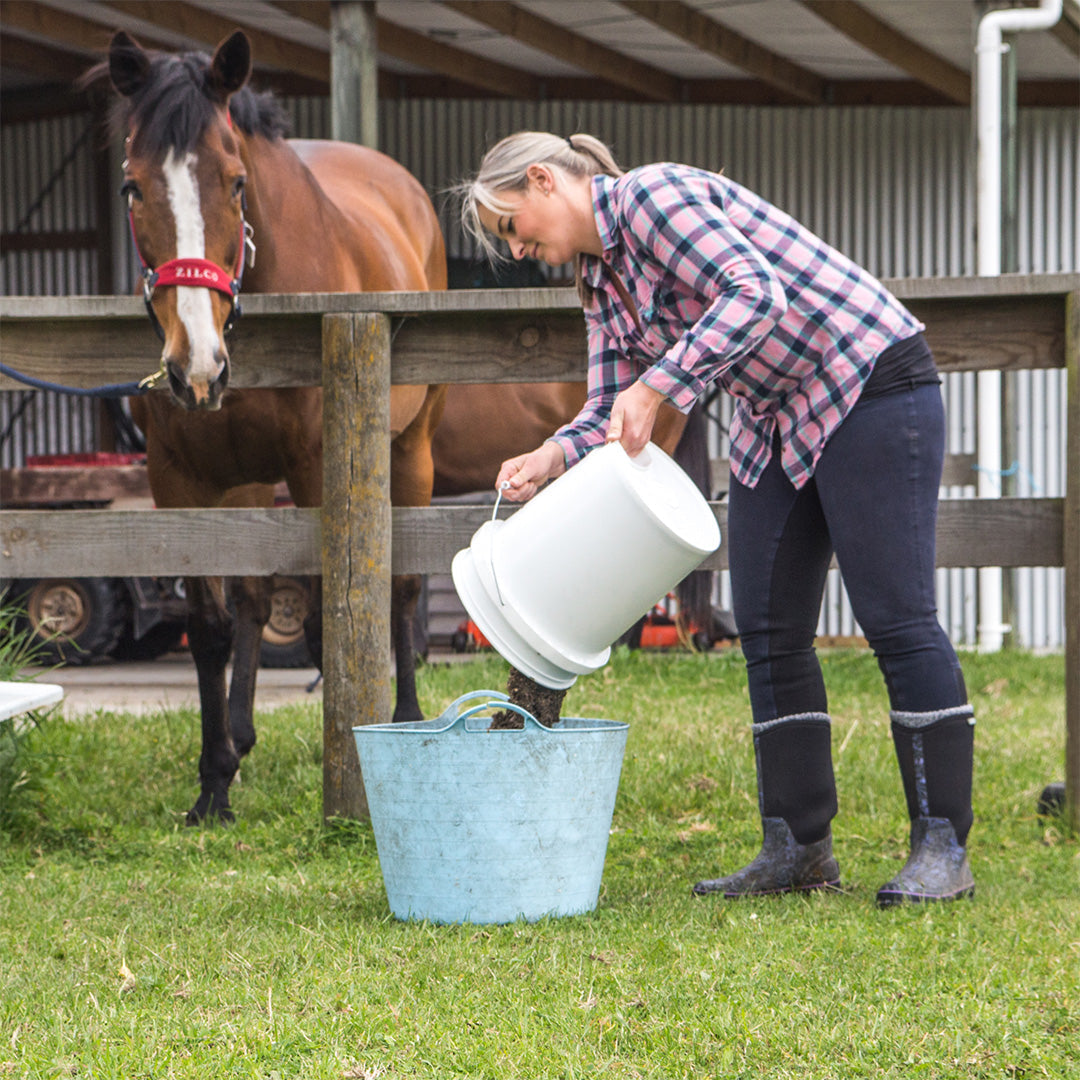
left=451, top=595, right=736, bottom=655
left=452, top=619, right=492, bottom=653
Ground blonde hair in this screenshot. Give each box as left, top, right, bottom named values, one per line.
left=456, top=131, right=623, bottom=301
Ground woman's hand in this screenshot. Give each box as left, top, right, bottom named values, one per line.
left=495, top=441, right=566, bottom=502
left=607, top=380, right=664, bottom=457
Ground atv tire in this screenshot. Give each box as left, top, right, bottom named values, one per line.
left=12, top=577, right=128, bottom=665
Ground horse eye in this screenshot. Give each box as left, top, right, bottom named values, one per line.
left=232, top=177, right=246, bottom=198
left=119, top=180, right=142, bottom=206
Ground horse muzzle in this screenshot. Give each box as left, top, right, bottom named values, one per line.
left=166, top=353, right=230, bottom=411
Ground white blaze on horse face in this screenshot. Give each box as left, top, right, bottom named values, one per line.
left=162, top=149, right=223, bottom=384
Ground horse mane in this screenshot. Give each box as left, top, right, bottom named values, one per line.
left=83, top=48, right=290, bottom=154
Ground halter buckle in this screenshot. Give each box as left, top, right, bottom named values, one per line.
left=244, top=221, right=257, bottom=269
left=137, top=359, right=169, bottom=391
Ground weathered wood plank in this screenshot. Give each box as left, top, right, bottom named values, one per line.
left=3, top=277, right=1077, bottom=392
left=0, top=498, right=1062, bottom=578
left=321, top=312, right=391, bottom=821
left=0, top=314, right=325, bottom=392
left=0, top=507, right=320, bottom=577
left=912, top=294, right=1065, bottom=372
left=393, top=499, right=1064, bottom=573
left=0, top=287, right=582, bottom=320
left=391, top=310, right=587, bottom=383
left=0, top=308, right=589, bottom=389
left=0, top=464, right=289, bottom=508
left=0, top=464, right=152, bottom=507
left=3, top=273, right=1077, bottom=320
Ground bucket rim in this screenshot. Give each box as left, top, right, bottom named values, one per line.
left=607, top=441, right=721, bottom=557
left=463, top=524, right=611, bottom=675
left=452, top=540, right=588, bottom=687
left=352, top=712, right=629, bottom=737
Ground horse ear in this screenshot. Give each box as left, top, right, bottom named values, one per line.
left=209, top=30, right=252, bottom=99
left=108, top=30, right=151, bottom=98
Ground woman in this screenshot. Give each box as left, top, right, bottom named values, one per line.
left=458, top=131, right=976, bottom=906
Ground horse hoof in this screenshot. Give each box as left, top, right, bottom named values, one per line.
left=186, top=795, right=235, bottom=825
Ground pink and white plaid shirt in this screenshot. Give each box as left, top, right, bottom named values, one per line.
left=549, top=164, right=924, bottom=489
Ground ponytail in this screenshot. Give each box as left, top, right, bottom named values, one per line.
left=455, top=131, right=623, bottom=304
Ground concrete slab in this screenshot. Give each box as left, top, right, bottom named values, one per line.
left=21, top=650, right=481, bottom=716
left=22, top=653, right=322, bottom=716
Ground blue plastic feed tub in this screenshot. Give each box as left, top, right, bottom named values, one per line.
left=353, top=690, right=629, bottom=925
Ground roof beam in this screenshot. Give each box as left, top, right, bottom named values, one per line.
left=0, top=0, right=171, bottom=55
left=97, top=1, right=329, bottom=83
left=377, top=18, right=542, bottom=98
left=617, top=0, right=825, bottom=104
left=0, top=29, right=99, bottom=81
left=439, top=0, right=684, bottom=102
left=269, top=0, right=542, bottom=97
left=1052, top=0, right=1080, bottom=57
left=798, top=0, right=970, bottom=105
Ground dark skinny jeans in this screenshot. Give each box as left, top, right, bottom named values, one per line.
left=728, top=382, right=969, bottom=723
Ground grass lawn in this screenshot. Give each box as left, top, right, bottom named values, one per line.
left=0, top=647, right=1076, bottom=1079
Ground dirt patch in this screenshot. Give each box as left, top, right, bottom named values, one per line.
left=489, top=666, right=567, bottom=729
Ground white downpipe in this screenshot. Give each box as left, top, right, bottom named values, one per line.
left=973, top=0, right=1063, bottom=651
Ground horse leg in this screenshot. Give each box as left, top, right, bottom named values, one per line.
left=219, top=484, right=276, bottom=762
left=388, top=387, right=445, bottom=726
left=227, top=575, right=272, bottom=759
left=184, top=574, right=240, bottom=823
left=303, top=576, right=322, bottom=673
left=302, top=571, right=419, bottom=724
left=391, top=573, right=424, bottom=724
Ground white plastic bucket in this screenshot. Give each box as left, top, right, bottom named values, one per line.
left=452, top=440, right=720, bottom=689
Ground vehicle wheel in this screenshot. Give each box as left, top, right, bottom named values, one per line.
left=260, top=576, right=313, bottom=668
left=12, top=577, right=128, bottom=665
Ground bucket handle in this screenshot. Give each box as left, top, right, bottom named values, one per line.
left=489, top=480, right=510, bottom=605
left=438, top=689, right=508, bottom=724
left=455, top=700, right=546, bottom=732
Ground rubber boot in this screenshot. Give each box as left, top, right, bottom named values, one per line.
left=694, top=714, right=841, bottom=897
left=877, top=705, right=976, bottom=907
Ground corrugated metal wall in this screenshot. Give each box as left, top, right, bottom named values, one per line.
left=3, top=101, right=1076, bottom=647
left=1, top=113, right=102, bottom=466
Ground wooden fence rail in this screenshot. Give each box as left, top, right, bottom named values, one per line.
left=1, top=273, right=1078, bottom=827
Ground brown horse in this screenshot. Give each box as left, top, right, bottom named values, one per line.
left=95, top=30, right=446, bottom=822
left=432, top=383, right=691, bottom=496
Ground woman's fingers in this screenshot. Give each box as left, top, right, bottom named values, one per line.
left=496, top=444, right=562, bottom=502
left=608, top=381, right=663, bottom=456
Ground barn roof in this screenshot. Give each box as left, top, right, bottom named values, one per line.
left=2, top=0, right=1077, bottom=120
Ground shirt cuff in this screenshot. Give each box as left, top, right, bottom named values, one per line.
left=546, top=434, right=587, bottom=469
left=639, top=360, right=705, bottom=412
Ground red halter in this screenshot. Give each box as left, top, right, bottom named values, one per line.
left=126, top=195, right=254, bottom=343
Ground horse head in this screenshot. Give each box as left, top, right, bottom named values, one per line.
left=108, top=30, right=254, bottom=410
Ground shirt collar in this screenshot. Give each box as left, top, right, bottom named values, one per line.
left=583, top=174, right=621, bottom=288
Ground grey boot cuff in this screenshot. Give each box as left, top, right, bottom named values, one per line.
left=890, top=705, right=975, bottom=730
left=752, top=712, right=832, bottom=736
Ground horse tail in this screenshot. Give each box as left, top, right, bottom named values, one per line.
left=673, top=401, right=714, bottom=640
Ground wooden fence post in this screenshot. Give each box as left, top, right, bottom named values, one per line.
left=321, top=312, right=392, bottom=820
left=1065, top=290, right=1080, bottom=833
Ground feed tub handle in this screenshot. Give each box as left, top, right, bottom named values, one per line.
left=438, top=689, right=509, bottom=723
left=456, top=700, right=543, bottom=732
